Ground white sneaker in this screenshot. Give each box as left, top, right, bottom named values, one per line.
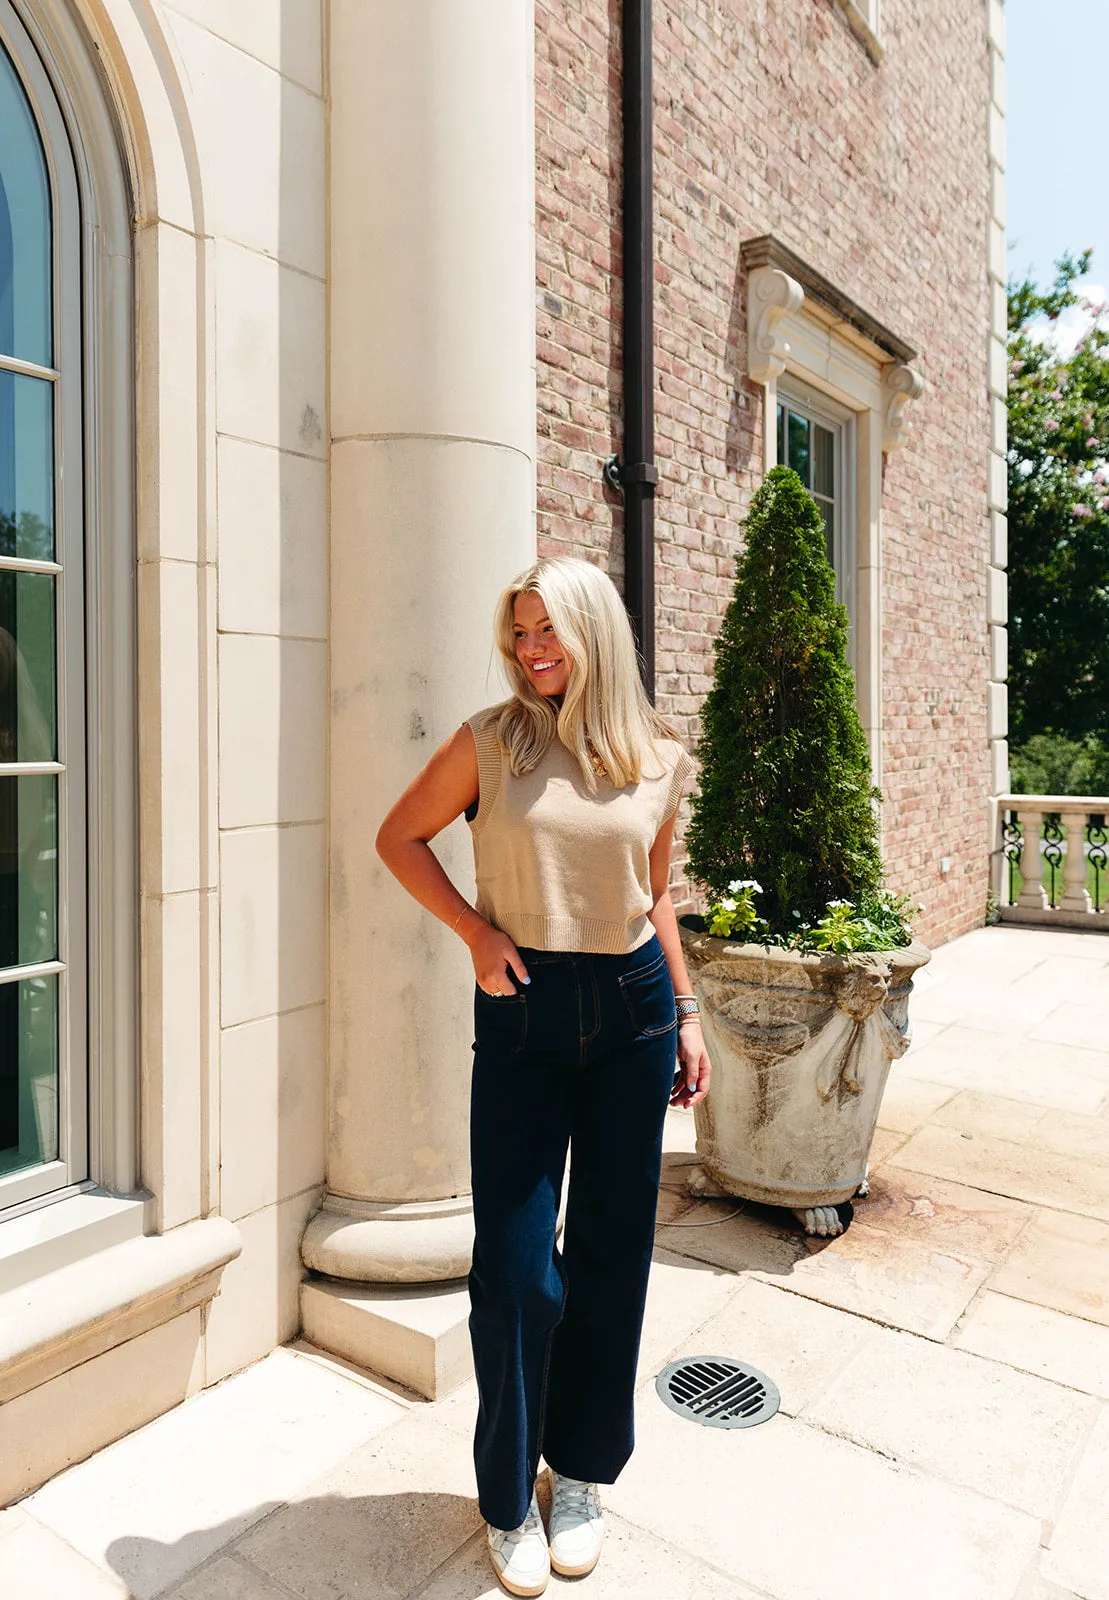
left=487, top=1490, right=550, bottom=1597
left=548, top=1470, right=604, bottom=1577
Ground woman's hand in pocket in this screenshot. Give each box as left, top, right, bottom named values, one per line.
left=465, top=919, right=530, bottom=996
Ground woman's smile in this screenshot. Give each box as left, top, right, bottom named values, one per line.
left=513, top=590, right=571, bottom=695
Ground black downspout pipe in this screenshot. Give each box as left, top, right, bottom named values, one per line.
left=618, top=0, right=658, bottom=695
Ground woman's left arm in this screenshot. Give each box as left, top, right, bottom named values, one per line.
left=647, top=814, right=712, bottom=1109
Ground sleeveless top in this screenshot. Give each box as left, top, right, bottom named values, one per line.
left=465, top=705, right=694, bottom=954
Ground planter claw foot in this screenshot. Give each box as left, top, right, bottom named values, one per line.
left=686, top=1165, right=731, bottom=1200
left=794, top=1204, right=846, bottom=1237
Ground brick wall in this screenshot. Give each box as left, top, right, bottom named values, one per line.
left=534, top=0, right=992, bottom=950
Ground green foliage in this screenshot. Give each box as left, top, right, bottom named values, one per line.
left=702, top=883, right=918, bottom=954
left=1007, top=252, right=1109, bottom=744
left=685, top=465, right=886, bottom=938
left=1009, top=732, right=1109, bottom=796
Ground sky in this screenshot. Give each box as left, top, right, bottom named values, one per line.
left=1006, top=0, right=1109, bottom=302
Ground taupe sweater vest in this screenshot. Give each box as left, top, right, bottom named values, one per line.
left=466, top=705, right=694, bottom=954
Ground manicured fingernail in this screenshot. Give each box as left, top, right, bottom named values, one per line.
left=522, top=976, right=531, bottom=985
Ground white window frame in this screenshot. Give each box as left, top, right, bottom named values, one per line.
left=0, top=0, right=87, bottom=1211
left=0, top=0, right=136, bottom=1223
left=776, top=380, right=858, bottom=661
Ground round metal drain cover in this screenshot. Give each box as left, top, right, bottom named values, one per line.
left=655, top=1357, right=780, bottom=1429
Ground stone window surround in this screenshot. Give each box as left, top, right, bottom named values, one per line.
left=833, top=0, right=883, bottom=65
left=0, top=0, right=239, bottom=1409
left=743, top=234, right=924, bottom=790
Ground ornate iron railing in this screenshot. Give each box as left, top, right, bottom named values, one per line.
left=997, top=795, right=1108, bottom=927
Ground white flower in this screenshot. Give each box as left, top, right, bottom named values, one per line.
left=791, top=909, right=801, bottom=918
left=728, top=878, right=763, bottom=894
left=826, top=899, right=851, bottom=909
left=720, top=898, right=737, bottom=912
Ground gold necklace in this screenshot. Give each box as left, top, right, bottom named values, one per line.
left=586, top=740, right=608, bottom=779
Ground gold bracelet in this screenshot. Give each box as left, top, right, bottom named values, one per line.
left=450, top=904, right=472, bottom=935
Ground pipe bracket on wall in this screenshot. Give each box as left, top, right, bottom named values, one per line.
left=603, top=455, right=659, bottom=492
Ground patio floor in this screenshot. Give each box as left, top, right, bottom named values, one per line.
left=3, top=923, right=1109, bottom=1600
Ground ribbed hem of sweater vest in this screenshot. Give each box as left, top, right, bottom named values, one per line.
left=495, top=912, right=656, bottom=956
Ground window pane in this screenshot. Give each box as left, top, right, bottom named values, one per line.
left=0, top=972, right=58, bottom=1176
left=0, top=773, right=57, bottom=968
left=787, top=410, right=811, bottom=486
left=814, top=424, right=835, bottom=499
left=0, top=370, right=55, bottom=560
left=0, top=41, right=52, bottom=368
left=0, top=568, right=56, bottom=759
left=776, top=401, right=786, bottom=464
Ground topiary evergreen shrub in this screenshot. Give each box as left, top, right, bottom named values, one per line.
left=686, top=465, right=893, bottom=942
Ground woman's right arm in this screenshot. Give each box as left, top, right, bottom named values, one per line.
left=375, top=724, right=530, bottom=994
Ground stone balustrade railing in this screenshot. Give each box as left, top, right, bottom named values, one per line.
left=995, top=795, right=1108, bottom=929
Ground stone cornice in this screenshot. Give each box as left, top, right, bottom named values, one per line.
left=741, top=235, right=918, bottom=365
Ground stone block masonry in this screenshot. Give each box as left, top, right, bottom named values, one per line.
left=535, top=0, right=994, bottom=949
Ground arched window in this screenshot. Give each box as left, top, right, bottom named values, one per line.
left=0, top=1, right=87, bottom=1210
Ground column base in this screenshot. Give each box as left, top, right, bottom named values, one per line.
left=301, top=1193, right=474, bottom=1283
left=301, top=1277, right=473, bottom=1400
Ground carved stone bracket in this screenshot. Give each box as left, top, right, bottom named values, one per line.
left=747, top=264, right=805, bottom=385
left=882, top=362, right=925, bottom=453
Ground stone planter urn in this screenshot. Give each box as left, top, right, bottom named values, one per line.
left=678, top=920, right=931, bottom=1236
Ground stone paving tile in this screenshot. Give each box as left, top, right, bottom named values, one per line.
left=988, top=1210, right=1109, bottom=1326
left=652, top=1277, right=880, bottom=1417
left=930, top=1089, right=1050, bottom=1143
left=875, top=1072, right=956, bottom=1134
left=234, top=1410, right=482, bottom=1600
left=1021, top=1577, right=1083, bottom=1600
left=22, top=1348, right=406, bottom=1600
left=853, top=1163, right=1032, bottom=1262
left=1031, top=1002, right=1109, bottom=1054
left=805, top=1326, right=1097, bottom=1516
left=953, top=1291, right=1109, bottom=1399
left=1041, top=1405, right=1109, bottom=1600
left=426, top=1377, right=478, bottom=1443
left=1033, top=1108, right=1109, bottom=1159
left=908, top=979, right=1006, bottom=1027
left=903, top=1018, right=951, bottom=1052
left=606, top=1401, right=1038, bottom=1600
left=889, top=1123, right=1109, bottom=1221
left=412, top=1517, right=766, bottom=1600
left=1019, top=952, right=1109, bottom=1000
left=864, top=1125, right=910, bottom=1167
left=929, top=1096, right=1109, bottom=1164
left=756, top=1221, right=992, bottom=1341
left=0, top=1508, right=128, bottom=1599
left=898, top=1026, right=1109, bottom=1114
left=169, top=1555, right=290, bottom=1599
left=653, top=1201, right=808, bottom=1280
left=635, top=1246, right=746, bottom=1384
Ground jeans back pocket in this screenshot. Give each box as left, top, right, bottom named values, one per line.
left=617, top=953, right=676, bottom=1039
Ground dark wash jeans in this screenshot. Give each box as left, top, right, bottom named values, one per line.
left=468, top=933, right=677, bottom=1531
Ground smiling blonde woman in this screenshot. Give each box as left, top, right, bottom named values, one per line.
left=376, top=556, right=710, bottom=1597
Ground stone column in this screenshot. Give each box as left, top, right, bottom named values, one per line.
left=302, top=0, right=535, bottom=1371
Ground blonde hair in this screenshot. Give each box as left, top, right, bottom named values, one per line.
left=492, top=556, right=681, bottom=789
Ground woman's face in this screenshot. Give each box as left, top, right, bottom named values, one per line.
left=513, top=590, right=571, bottom=699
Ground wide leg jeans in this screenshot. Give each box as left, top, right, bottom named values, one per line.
left=468, top=934, right=677, bottom=1532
